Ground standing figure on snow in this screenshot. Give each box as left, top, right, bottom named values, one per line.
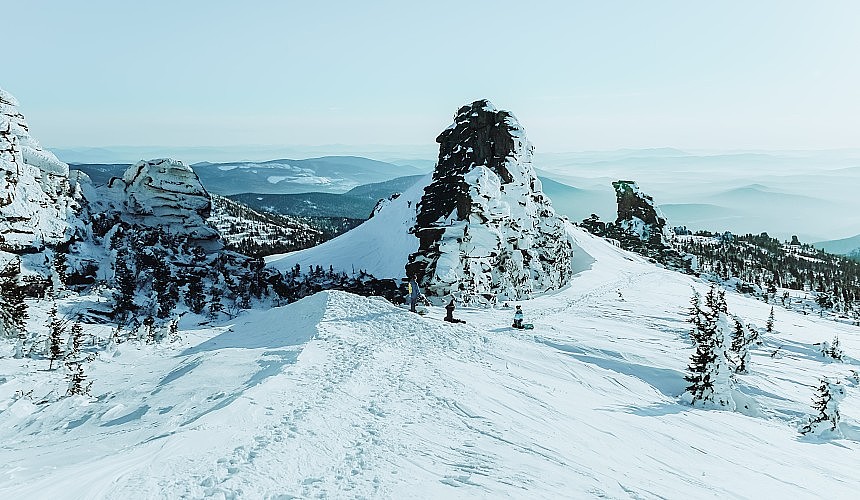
left=444, top=299, right=465, bottom=324
left=407, top=276, right=420, bottom=313
left=512, top=305, right=524, bottom=329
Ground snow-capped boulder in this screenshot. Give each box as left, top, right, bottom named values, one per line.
left=612, top=180, right=672, bottom=246
left=0, top=89, right=82, bottom=252
left=107, top=158, right=219, bottom=243
left=406, top=99, right=573, bottom=304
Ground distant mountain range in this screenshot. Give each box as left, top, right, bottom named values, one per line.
left=70, top=149, right=860, bottom=243
left=814, top=234, right=860, bottom=257
left=71, top=160, right=595, bottom=222
left=227, top=175, right=426, bottom=219
left=71, top=156, right=426, bottom=195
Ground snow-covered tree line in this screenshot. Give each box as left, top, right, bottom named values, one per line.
left=676, top=231, right=860, bottom=319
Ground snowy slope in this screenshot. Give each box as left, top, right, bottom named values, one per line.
left=265, top=174, right=429, bottom=279
left=2, top=225, right=860, bottom=498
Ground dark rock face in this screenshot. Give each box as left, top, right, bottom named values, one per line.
left=612, top=180, right=669, bottom=243
left=414, top=100, right=520, bottom=231
left=603, top=180, right=690, bottom=271
left=406, top=100, right=572, bottom=304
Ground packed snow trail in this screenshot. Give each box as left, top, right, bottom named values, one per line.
left=3, top=228, right=860, bottom=498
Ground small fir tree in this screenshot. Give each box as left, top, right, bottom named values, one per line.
left=821, top=335, right=844, bottom=361
left=686, top=288, right=706, bottom=345
left=47, top=304, right=65, bottom=370
left=684, top=290, right=735, bottom=409
left=766, top=307, right=775, bottom=333
left=184, top=277, right=206, bottom=315
left=746, top=322, right=761, bottom=346
left=799, top=378, right=845, bottom=437
left=112, top=250, right=138, bottom=320
left=65, top=361, right=92, bottom=397
left=0, top=261, right=29, bottom=358
left=53, top=250, right=68, bottom=288
left=68, top=321, right=84, bottom=360
left=207, top=284, right=223, bottom=319
left=730, top=317, right=751, bottom=374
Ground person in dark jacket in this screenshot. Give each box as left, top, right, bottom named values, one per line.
left=407, top=276, right=420, bottom=313
left=444, top=299, right=465, bottom=323
left=512, top=305, right=524, bottom=329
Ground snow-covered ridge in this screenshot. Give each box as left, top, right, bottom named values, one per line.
left=0, top=88, right=81, bottom=251
left=266, top=174, right=427, bottom=278
left=406, top=99, right=573, bottom=304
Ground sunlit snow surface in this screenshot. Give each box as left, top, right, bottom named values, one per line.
left=2, top=226, right=859, bottom=499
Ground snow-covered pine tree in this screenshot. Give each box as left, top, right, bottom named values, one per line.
left=112, top=249, right=137, bottom=321
left=717, top=289, right=728, bottom=314
left=799, top=378, right=845, bottom=437
left=766, top=306, right=775, bottom=333
left=730, top=317, right=750, bottom=374
left=207, top=284, right=223, bottom=319
left=184, top=274, right=206, bottom=315
left=0, top=259, right=28, bottom=358
left=47, top=303, right=65, bottom=370
left=821, top=335, right=844, bottom=361
left=65, top=361, right=92, bottom=397
left=684, top=288, right=736, bottom=409
left=152, top=259, right=179, bottom=319
left=747, top=322, right=761, bottom=346
left=686, top=288, right=706, bottom=345
left=68, top=321, right=84, bottom=360
left=53, top=250, right=68, bottom=288
left=704, top=285, right=719, bottom=313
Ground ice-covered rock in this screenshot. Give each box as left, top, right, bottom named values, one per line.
left=406, top=99, right=572, bottom=304
left=0, top=89, right=81, bottom=251
left=106, top=158, right=219, bottom=243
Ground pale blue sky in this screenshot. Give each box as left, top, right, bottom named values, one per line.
left=4, top=1, right=860, bottom=151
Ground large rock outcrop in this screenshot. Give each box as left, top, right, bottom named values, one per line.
left=612, top=180, right=672, bottom=247
left=105, top=158, right=220, bottom=244
left=406, top=100, right=572, bottom=304
left=609, top=180, right=690, bottom=270
left=0, top=89, right=82, bottom=251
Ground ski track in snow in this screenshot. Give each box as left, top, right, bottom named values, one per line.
left=2, top=227, right=860, bottom=498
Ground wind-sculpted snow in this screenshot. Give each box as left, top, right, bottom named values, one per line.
left=3, top=226, right=859, bottom=498
left=0, top=89, right=82, bottom=251
left=407, top=99, right=573, bottom=304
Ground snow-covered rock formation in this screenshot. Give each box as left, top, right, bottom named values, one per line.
left=405, top=99, right=572, bottom=304
left=612, top=180, right=672, bottom=247
left=0, top=89, right=82, bottom=251
left=104, top=158, right=220, bottom=245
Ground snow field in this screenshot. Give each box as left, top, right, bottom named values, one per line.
left=1, top=227, right=859, bottom=498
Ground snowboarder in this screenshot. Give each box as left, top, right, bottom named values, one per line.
left=512, top=305, right=524, bottom=329
left=407, top=276, right=420, bottom=313
left=444, top=299, right=465, bottom=324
